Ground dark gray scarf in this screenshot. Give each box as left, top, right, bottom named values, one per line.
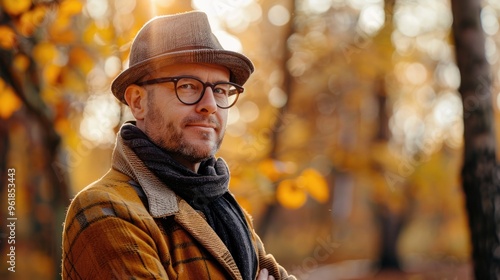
left=121, top=123, right=256, bottom=280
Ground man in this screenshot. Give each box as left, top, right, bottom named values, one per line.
left=61, top=11, right=296, bottom=280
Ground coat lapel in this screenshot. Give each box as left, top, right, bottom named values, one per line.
left=174, top=200, right=243, bottom=280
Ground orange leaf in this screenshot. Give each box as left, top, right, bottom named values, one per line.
left=13, top=53, right=30, bottom=72
left=33, top=42, right=58, bottom=65
left=258, top=159, right=283, bottom=181
left=276, top=179, right=307, bottom=209
left=43, top=64, right=62, bottom=85
left=0, top=25, right=16, bottom=49
left=298, top=168, right=330, bottom=203
left=69, top=47, right=94, bottom=74
left=18, top=5, right=47, bottom=36
left=0, top=80, right=22, bottom=119
left=1, top=0, right=31, bottom=16
left=59, top=0, right=83, bottom=16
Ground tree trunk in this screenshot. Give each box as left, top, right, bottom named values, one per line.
left=257, top=0, right=296, bottom=237
left=450, top=0, right=500, bottom=278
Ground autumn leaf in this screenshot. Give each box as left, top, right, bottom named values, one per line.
left=258, top=159, right=284, bottom=181
left=69, top=47, right=94, bottom=74
left=297, top=168, right=330, bottom=203
left=43, top=64, right=62, bottom=85
left=0, top=25, right=16, bottom=49
left=18, top=5, right=47, bottom=36
left=48, top=16, right=76, bottom=43
left=59, top=0, right=84, bottom=16
left=276, top=179, right=307, bottom=209
left=13, top=53, right=30, bottom=72
left=33, top=42, right=58, bottom=65
left=0, top=79, right=22, bottom=119
left=1, top=0, right=31, bottom=16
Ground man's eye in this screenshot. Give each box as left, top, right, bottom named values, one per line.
left=178, top=83, right=197, bottom=90
left=213, top=88, right=228, bottom=95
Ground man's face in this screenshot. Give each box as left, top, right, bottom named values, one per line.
left=139, top=63, right=230, bottom=169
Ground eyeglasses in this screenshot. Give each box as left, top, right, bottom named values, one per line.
left=135, top=75, right=244, bottom=109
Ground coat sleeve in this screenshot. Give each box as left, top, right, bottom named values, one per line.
left=61, top=188, right=169, bottom=280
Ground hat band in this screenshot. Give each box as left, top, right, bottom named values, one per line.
left=167, top=45, right=217, bottom=52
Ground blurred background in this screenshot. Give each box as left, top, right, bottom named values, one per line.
left=1, top=0, right=500, bottom=279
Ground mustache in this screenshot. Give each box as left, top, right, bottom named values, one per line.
left=182, top=115, right=221, bottom=129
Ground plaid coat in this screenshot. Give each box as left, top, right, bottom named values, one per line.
left=62, top=135, right=295, bottom=280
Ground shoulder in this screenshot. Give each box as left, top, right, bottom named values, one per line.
left=65, top=169, right=148, bottom=223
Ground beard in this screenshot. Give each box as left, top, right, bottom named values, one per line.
left=144, top=94, right=224, bottom=163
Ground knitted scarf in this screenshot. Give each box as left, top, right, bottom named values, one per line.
left=121, top=123, right=257, bottom=280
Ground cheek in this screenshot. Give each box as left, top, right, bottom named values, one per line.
left=219, top=111, right=229, bottom=127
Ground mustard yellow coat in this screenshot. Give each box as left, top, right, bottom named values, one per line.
left=62, top=135, right=295, bottom=280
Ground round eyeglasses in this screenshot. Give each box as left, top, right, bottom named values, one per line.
left=135, top=75, right=244, bottom=109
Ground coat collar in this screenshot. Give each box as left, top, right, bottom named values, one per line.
left=112, top=131, right=179, bottom=217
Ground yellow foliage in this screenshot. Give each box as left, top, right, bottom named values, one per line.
left=55, top=118, right=71, bottom=136
left=0, top=79, right=22, bottom=119
left=258, top=159, right=284, bottom=181
left=33, top=42, right=58, bottom=65
left=49, top=16, right=76, bottom=43
left=1, top=0, right=31, bottom=16
left=13, top=53, right=30, bottom=72
left=59, top=0, right=84, bottom=16
left=258, top=159, right=297, bottom=182
left=69, top=47, right=94, bottom=74
left=0, top=25, right=16, bottom=49
left=43, top=64, right=62, bottom=85
left=236, top=196, right=253, bottom=213
left=61, top=69, right=86, bottom=92
left=82, top=22, right=98, bottom=45
left=41, top=87, right=62, bottom=105
left=276, top=179, right=307, bottom=209
left=18, top=5, right=47, bottom=36
left=83, top=22, right=115, bottom=45
left=297, top=168, right=329, bottom=203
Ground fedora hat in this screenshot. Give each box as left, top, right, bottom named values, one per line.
left=111, top=11, right=254, bottom=104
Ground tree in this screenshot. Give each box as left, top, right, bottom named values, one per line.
left=451, top=0, right=500, bottom=278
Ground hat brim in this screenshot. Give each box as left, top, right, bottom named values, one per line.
left=111, top=49, right=254, bottom=105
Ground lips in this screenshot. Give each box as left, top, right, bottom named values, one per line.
left=184, top=117, right=220, bottom=131
left=186, top=123, right=217, bottom=130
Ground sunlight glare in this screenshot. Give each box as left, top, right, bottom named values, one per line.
left=86, top=0, right=109, bottom=20
left=481, top=6, right=499, bottom=36
left=435, top=63, right=461, bottom=89
left=268, top=5, right=290, bottom=26
left=405, top=63, right=427, bottom=85
left=347, top=0, right=382, bottom=10
left=485, top=37, right=498, bottom=64
left=302, top=0, right=332, bottom=14
left=104, top=56, right=122, bottom=78
left=87, top=67, right=108, bottom=91
left=432, top=91, right=462, bottom=128
left=80, top=93, right=121, bottom=146
left=239, top=101, right=260, bottom=123
left=357, top=3, right=385, bottom=35
left=214, top=30, right=243, bottom=52
left=154, top=0, right=174, bottom=8
left=114, top=0, right=136, bottom=14
left=268, top=86, right=288, bottom=108
left=394, top=1, right=451, bottom=38
left=227, top=106, right=241, bottom=126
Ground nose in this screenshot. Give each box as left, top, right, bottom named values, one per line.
left=195, top=86, right=217, bottom=115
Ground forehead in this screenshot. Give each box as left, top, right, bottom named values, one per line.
left=149, top=63, right=230, bottom=78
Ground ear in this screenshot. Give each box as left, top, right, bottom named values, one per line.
left=124, top=84, right=148, bottom=120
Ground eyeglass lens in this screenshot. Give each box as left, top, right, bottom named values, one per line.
left=175, top=77, right=239, bottom=108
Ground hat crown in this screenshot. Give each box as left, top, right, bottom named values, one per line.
left=111, top=11, right=254, bottom=104
left=129, top=12, right=222, bottom=68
